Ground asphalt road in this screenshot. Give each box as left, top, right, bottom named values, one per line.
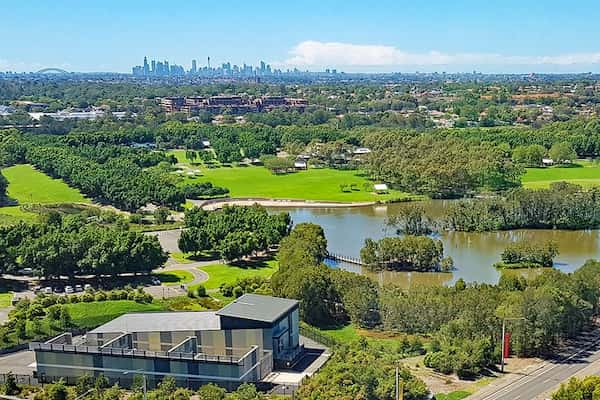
left=144, top=229, right=182, bottom=253
left=473, top=329, right=600, bottom=400
left=0, top=350, right=35, bottom=376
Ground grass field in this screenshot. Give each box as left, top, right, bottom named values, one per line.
left=2, top=164, right=88, bottom=204
left=179, top=164, right=410, bottom=202
left=523, top=160, right=600, bottom=188
left=435, top=391, right=471, bottom=400
left=154, top=270, right=195, bottom=286
left=0, top=292, right=12, bottom=308
left=197, top=260, right=279, bottom=290
left=65, top=300, right=166, bottom=328
left=314, top=324, right=410, bottom=350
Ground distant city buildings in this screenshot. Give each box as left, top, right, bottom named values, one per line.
left=159, top=95, right=308, bottom=114
left=132, top=56, right=337, bottom=78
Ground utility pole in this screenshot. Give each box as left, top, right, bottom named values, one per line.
left=395, top=365, right=404, bottom=400
left=395, top=365, right=399, bottom=400
left=501, top=317, right=525, bottom=372
left=501, top=320, right=505, bottom=372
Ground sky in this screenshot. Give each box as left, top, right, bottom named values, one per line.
left=2, top=0, right=600, bottom=74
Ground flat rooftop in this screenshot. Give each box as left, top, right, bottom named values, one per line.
left=89, top=311, right=221, bottom=334
left=216, top=294, right=298, bottom=323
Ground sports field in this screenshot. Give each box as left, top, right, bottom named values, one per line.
left=2, top=164, right=88, bottom=204
left=181, top=164, right=409, bottom=202
left=522, top=160, right=600, bottom=188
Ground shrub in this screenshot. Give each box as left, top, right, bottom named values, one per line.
left=196, top=285, right=207, bottom=297
left=108, top=290, right=121, bottom=300
left=94, top=291, right=107, bottom=302
left=232, top=286, right=244, bottom=298
left=69, top=295, right=80, bottom=303
left=81, top=293, right=94, bottom=303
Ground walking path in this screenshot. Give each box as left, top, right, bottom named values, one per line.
left=145, top=257, right=212, bottom=298
left=190, top=198, right=376, bottom=211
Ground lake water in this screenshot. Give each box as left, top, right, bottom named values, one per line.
left=271, top=201, right=600, bottom=288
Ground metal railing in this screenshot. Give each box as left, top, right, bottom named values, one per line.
left=30, top=342, right=243, bottom=364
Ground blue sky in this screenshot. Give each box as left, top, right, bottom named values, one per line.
left=2, top=0, right=600, bottom=73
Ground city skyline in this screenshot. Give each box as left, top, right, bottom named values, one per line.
left=3, top=0, right=600, bottom=73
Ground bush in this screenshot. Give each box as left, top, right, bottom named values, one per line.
left=81, top=293, right=94, bottom=303
left=232, top=286, right=244, bottom=298
left=94, top=291, right=107, bottom=302
left=196, top=285, right=207, bottom=297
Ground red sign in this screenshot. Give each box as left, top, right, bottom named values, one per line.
left=503, top=332, right=511, bottom=358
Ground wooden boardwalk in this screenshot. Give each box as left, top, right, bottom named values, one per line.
left=326, top=252, right=365, bottom=266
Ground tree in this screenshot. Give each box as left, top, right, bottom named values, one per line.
left=3, top=371, right=19, bottom=395
left=76, top=374, right=93, bottom=396
left=153, top=207, right=170, bottom=224
left=14, top=320, right=26, bottom=343
left=197, top=383, right=226, bottom=400
left=261, top=155, right=294, bottom=174
left=387, top=204, right=434, bottom=235
left=512, top=144, right=547, bottom=167
left=44, top=379, right=69, bottom=400
left=549, top=141, right=577, bottom=164
left=59, top=307, right=72, bottom=328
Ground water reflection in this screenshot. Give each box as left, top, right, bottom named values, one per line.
left=273, top=201, right=600, bottom=286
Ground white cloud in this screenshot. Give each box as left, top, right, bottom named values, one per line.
left=275, top=40, right=600, bottom=71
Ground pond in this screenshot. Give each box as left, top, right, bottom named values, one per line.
left=271, top=201, right=600, bottom=288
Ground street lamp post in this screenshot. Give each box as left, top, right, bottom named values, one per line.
left=501, top=317, right=526, bottom=372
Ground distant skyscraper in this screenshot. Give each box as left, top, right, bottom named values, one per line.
left=207, top=56, right=211, bottom=69
left=151, top=60, right=156, bottom=74
left=191, top=59, right=197, bottom=74
left=143, top=56, right=150, bottom=76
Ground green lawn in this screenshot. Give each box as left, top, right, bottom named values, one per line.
left=313, top=324, right=407, bottom=350
left=154, top=270, right=195, bottom=286
left=435, top=391, right=471, bottom=400
left=197, top=260, right=279, bottom=290
left=0, top=292, right=12, bottom=308
left=0, top=206, right=38, bottom=226
left=180, top=164, right=410, bottom=202
left=523, top=161, right=600, bottom=188
left=65, top=300, right=166, bottom=328
left=2, top=164, right=89, bottom=204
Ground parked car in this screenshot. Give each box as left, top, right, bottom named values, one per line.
left=43, top=287, right=52, bottom=294
left=75, top=284, right=83, bottom=292
left=151, top=277, right=161, bottom=286
left=53, top=287, right=63, bottom=294
left=65, top=286, right=74, bottom=294
left=33, top=285, right=42, bottom=293
left=84, top=284, right=93, bottom=291
left=17, top=267, right=33, bottom=276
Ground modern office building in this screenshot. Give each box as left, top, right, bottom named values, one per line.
left=31, top=294, right=301, bottom=389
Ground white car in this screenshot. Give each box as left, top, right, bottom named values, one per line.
left=75, top=284, right=83, bottom=292
left=84, top=284, right=93, bottom=291
left=151, top=277, right=161, bottom=286
left=43, top=287, right=52, bottom=294
left=65, top=286, right=74, bottom=294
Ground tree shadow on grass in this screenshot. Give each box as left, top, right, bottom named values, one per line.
left=155, top=272, right=184, bottom=284
left=229, top=257, right=274, bottom=270
left=555, top=163, right=584, bottom=168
